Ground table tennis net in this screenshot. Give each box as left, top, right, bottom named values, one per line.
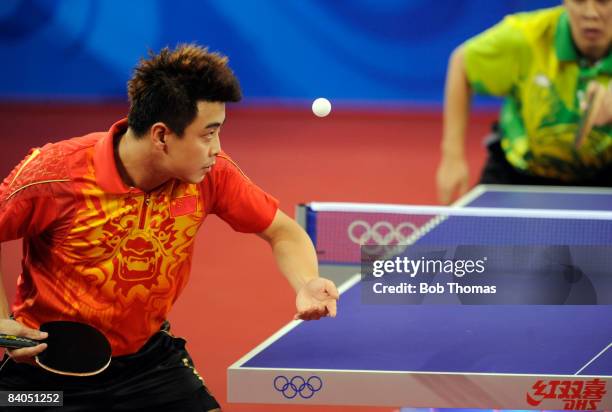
left=301, top=202, right=612, bottom=266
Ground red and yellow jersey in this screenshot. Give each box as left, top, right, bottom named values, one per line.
left=0, top=119, right=278, bottom=355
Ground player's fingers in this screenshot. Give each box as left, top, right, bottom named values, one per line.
left=309, top=309, right=325, bottom=321
left=302, top=309, right=318, bottom=320
left=582, top=82, right=598, bottom=111
left=295, top=310, right=312, bottom=321
left=316, top=305, right=330, bottom=319
left=437, top=176, right=454, bottom=205
left=8, top=343, right=47, bottom=364
left=436, top=164, right=454, bottom=205
left=297, top=312, right=315, bottom=321
left=302, top=312, right=321, bottom=321
left=20, top=327, right=48, bottom=341
left=458, top=176, right=470, bottom=197
left=585, top=81, right=600, bottom=100
left=582, top=81, right=604, bottom=112
left=325, top=280, right=340, bottom=300
left=592, top=84, right=611, bottom=127
left=437, top=184, right=448, bottom=204
left=436, top=173, right=448, bottom=204
left=0, top=320, right=47, bottom=341
left=298, top=306, right=327, bottom=321
left=326, top=300, right=337, bottom=318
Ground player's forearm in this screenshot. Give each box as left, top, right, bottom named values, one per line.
left=259, top=210, right=320, bottom=292
left=441, top=46, right=472, bottom=159
left=272, top=231, right=319, bottom=293
left=0, top=245, right=9, bottom=318
left=266, top=222, right=319, bottom=293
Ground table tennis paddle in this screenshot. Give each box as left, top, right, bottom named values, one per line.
left=0, top=321, right=111, bottom=376
left=575, top=85, right=605, bottom=148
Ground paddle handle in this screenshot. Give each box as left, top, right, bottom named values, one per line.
left=0, top=334, right=39, bottom=349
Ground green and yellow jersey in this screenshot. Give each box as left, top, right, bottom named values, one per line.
left=464, top=6, right=612, bottom=181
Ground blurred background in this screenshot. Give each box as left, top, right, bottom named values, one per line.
left=1, top=1, right=559, bottom=411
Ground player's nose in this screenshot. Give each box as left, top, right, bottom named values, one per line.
left=210, top=137, right=221, bottom=157
left=582, top=0, right=598, bottom=19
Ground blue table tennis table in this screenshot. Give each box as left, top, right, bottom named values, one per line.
left=228, top=185, right=612, bottom=410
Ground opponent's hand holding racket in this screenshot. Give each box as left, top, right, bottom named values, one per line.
left=575, top=82, right=611, bottom=148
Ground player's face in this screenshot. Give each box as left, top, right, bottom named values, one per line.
left=565, top=0, right=612, bottom=60
left=166, top=101, right=225, bottom=184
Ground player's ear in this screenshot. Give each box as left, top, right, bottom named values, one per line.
left=150, top=123, right=169, bottom=152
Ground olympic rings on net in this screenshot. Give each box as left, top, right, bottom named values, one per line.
left=348, top=220, right=419, bottom=245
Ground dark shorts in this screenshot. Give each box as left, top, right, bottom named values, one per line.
left=480, top=138, right=612, bottom=187
left=0, top=325, right=220, bottom=411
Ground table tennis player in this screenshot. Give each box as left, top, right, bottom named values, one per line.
left=0, top=43, right=338, bottom=411
left=436, top=1, right=612, bottom=204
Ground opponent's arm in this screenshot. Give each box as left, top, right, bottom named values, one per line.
left=258, top=209, right=338, bottom=320
left=436, top=46, right=472, bottom=204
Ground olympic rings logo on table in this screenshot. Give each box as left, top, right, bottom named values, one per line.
left=273, top=375, right=323, bottom=399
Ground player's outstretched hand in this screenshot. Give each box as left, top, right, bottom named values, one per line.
left=436, top=154, right=469, bottom=205
left=294, top=278, right=339, bottom=321
left=0, top=318, right=47, bottom=364
left=584, top=81, right=612, bottom=127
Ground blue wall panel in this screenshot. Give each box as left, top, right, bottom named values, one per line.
left=0, top=0, right=558, bottom=103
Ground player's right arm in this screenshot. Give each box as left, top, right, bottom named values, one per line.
left=436, top=45, right=471, bottom=205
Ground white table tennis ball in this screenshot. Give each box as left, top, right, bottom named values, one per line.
left=312, top=97, right=332, bottom=117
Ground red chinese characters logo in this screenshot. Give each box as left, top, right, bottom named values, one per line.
left=526, top=379, right=607, bottom=410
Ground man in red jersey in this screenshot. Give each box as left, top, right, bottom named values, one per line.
left=0, top=44, right=338, bottom=411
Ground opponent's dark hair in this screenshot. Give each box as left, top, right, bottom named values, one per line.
left=127, top=43, right=241, bottom=137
